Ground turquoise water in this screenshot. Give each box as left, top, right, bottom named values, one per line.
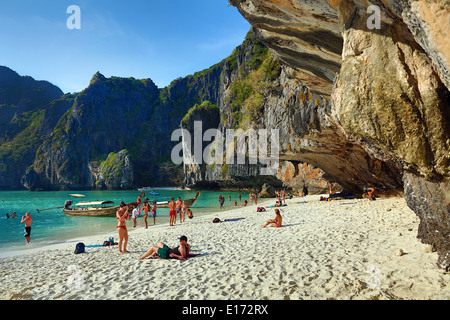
left=0, top=189, right=248, bottom=252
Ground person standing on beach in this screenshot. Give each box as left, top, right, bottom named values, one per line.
left=176, top=197, right=182, bottom=224
left=131, top=205, right=139, bottom=228
left=116, top=202, right=129, bottom=254
left=21, top=212, right=33, bottom=244
left=219, top=195, right=225, bottom=209
left=181, top=200, right=187, bottom=223
left=151, top=201, right=157, bottom=226
left=142, top=201, right=149, bottom=229
left=169, top=197, right=176, bottom=227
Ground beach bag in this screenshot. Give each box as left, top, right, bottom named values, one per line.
left=257, top=207, right=266, bottom=212
left=213, top=218, right=221, bottom=223
left=74, top=242, right=85, bottom=254
left=103, top=237, right=115, bottom=246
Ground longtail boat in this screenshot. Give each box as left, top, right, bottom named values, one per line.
left=62, top=194, right=136, bottom=217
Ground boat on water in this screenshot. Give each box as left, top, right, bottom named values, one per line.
left=63, top=194, right=136, bottom=217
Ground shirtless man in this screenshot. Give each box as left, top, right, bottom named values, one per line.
left=21, top=212, right=33, bottom=244
left=151, top=201, right=157, bottom=226
left=139, top=235, right=191, bottom=260
left=142, top=201, right=149, bottom=228
left=175, top=197, right=182, bottom=223
left=168, top=197, right=176, bottom=227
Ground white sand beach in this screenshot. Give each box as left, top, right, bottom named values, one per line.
left=0, top=194, right=449, bottom=300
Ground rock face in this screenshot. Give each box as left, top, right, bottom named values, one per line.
left=0, top=66, right=64, bottom=189
left=228, top=0, right=450, bottom=268
left=276, top=161, right=343, bottom=194
left=22, top=70, right=223, bottom=190
left=228, top=0, right=343, bottom=97
left=93, top=150, right=134, bottom=190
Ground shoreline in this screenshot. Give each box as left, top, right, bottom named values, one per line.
left=0, top=196, right=258, bottom=259
left=1, top=194, right=449, bottom=300
left=0, top=189, right=249, bottom=257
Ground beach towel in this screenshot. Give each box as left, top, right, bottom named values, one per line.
left=267, top=204, right=287, bottom=208
left=223, top=218, right=245, bottom=222
left=213, top=218, right=245, bottom=223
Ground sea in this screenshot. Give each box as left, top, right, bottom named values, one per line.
left=0, top=188, right=248, bottom=254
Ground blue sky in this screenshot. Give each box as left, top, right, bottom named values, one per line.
left=0, top=1, right=250, bottom=93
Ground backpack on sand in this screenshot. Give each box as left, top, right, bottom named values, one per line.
left=74, top=242, right=85, bottom=254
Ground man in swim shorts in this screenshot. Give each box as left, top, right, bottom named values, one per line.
left=21, top=212, right=33, bottom=244
left=131, top=205, right=139, bottom=228
left=168, top=197, right=176, bottom=226
left=175, top=197, right=182, bottom=223
left=151, top=201, right=157, bottom=226
left=142, top=201, right=149, bottom=229
left=139, top=235, right=190, bottom=260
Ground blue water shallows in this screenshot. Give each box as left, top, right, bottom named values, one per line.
left=0, top=189, right=248, bottom=252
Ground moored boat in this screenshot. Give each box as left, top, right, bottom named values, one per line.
left=63, top=194, right=136, bottom=217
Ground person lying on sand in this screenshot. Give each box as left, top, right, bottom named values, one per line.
left=139, top=235, right=190, bottom=260
left=261, top=209, right=282, bottom=228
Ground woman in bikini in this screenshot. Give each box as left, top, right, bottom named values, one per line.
left=261, top=209, right=282, bottom=228
left=116, top=202, right=129, bottom=254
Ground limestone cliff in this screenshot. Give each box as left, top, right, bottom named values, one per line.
left=0, top=66, right=64, bottom=189
left=228, top=0, right=450, bottom=268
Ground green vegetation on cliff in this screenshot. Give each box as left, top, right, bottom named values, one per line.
left=181, top=101, right=220, bottom=127
left=225, top=41, right=281, bottom=129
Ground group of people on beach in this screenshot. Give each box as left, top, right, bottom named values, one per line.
left=272, top=189, right=286, bottom=207
left=168, top=197, right=193, bottom=226
left=116, top=196, right=194, bottom=255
